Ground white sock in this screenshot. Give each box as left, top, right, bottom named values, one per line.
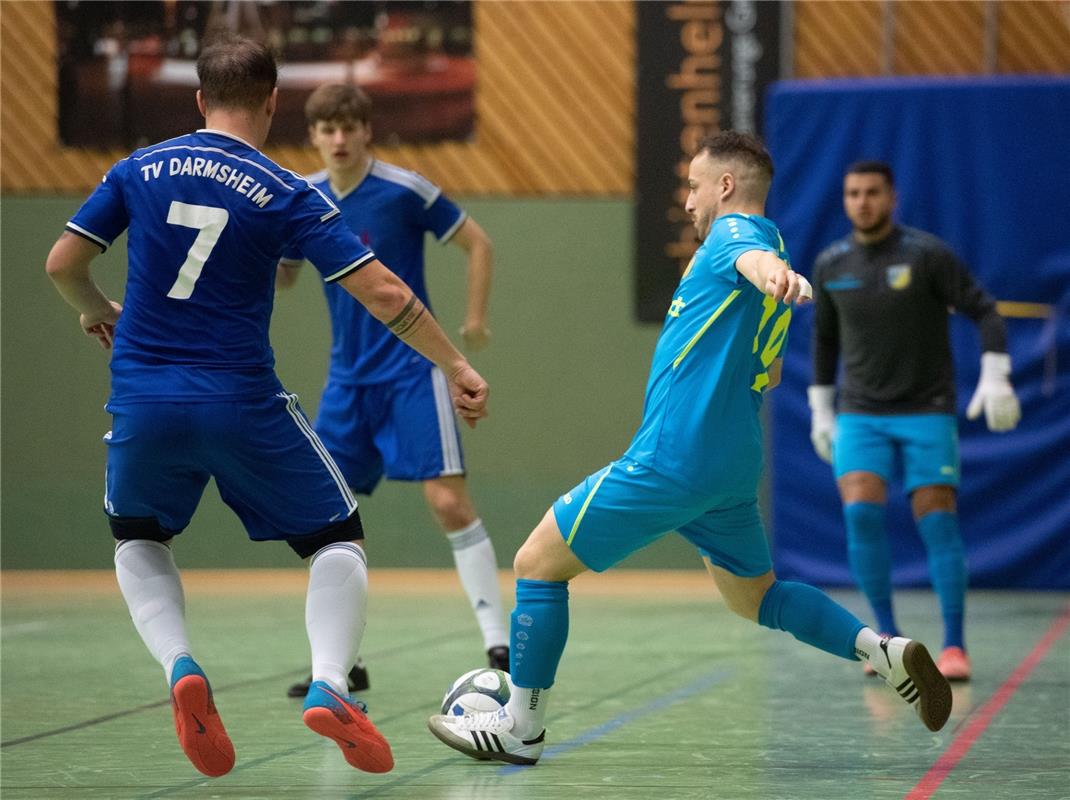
left=306, top=542, right=368, bottom=695
left=447, top=519, right=508, bottom=650
left=114, top=539, right=191, bottom=684
left=507, top=686, right=550, bottom=738
left=854, top=627, right=889, bottom=676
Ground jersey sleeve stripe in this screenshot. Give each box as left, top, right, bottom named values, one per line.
left=672, top=289, right=742, bottom=370
left=437, top=211, right=468, bottom=244
left=321, top=207, right=341, bottom=223
left=65, top=222, right=111, bottom=251
left=323, top=251, right=376, bottom=283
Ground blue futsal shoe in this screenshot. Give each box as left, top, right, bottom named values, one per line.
left=169, top=656, right=235, bottom=777
left=303, top=680, right=394, bottom=773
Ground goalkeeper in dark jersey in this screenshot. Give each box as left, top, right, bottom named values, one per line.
left=808, top=161, right=1021, bottom=682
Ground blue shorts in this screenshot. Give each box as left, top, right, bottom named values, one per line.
left=551, top=458, right=772, bottom=576
left=104, top=393, right=358, bottom=543
left=833, top=413, right=960, bottom=492
left=315, top=366, right=465, bottom=494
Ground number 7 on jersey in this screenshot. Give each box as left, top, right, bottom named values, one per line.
left=166, top=201, right=229, bottom=300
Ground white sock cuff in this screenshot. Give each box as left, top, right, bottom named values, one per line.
left=309, top=541, right=367, bottom=568
left=115, top=538, right=171, bottom=558
left=446, top=518, right=488, bottom=550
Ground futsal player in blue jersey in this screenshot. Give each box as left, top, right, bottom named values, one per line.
left=276, top=85, right=508, bottom=698
left=428, top=132, right=952, bottom=766
left=45, top=35, right=488, bottom=778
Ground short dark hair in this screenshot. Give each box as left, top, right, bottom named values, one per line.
left=695, top=131, right=775, bottom=182
left=196, top=35, right=277, bottom=111
left=304, top=84, right=372, bottom=127
left=846, top=160, right=895, bottom=187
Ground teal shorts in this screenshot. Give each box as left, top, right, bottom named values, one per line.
left=833, top=413, right=960, bottom=492
left=551, top=457, right=772, bottom=576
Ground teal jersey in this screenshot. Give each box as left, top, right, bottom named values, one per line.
left=624, top=213, right=793, bottom=493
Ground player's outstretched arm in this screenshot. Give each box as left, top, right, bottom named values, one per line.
left=735, top=250, right=812, bottom=305
left=339, top=259, right=488, bottom=426
left=450, top=218, right=493, bottom=352
left=45, top=232, right=122, bottom=349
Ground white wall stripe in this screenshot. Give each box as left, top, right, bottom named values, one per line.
left=431, top=368, right=464, bottom=475
left=277, top=392, right=357, bottom=512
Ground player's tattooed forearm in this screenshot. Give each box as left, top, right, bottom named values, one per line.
left=387, top=294, right=427, bottom=338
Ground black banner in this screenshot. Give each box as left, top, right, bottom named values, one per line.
left=634, top=1, right=783, bottom=322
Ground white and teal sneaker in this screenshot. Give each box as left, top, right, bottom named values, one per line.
left=868, top=635, right=953, bottom=732
left=428, top=707, right=545, bottom=765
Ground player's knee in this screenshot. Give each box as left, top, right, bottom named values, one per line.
left=424, top=483, right=476, bottom=531
left=512, top=542, right=539, bottom=580
left=911, top=485, right=956, bottom=518
left=838, top=471, right=886, bottom=504
left=713, top=570, right=774, bottom=623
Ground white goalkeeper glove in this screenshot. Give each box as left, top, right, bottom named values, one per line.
left=966, top=351, right=1021, bottom=432
left=807, top=385, right=836, bottom=463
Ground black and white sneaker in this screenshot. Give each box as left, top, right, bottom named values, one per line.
left=869, top=636, right=952, bottom=732
left=286, top=659, right=370, bottom=698
left=428, top=707, right=544, bottom=765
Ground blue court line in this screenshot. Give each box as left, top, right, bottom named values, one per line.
left=497, top=667, right=734, bottom=774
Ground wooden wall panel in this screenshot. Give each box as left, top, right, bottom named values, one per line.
left=794, top=2, right=884, bottom=78
left=998, top=1, right=1070, bottom=73
left=0, top=1, right=635, bottom=195
left=3, top=1, right=1067, bottom=195
left=894, top=1, right=986, bottom=75
left=794, top=0, right=1070, bottom=78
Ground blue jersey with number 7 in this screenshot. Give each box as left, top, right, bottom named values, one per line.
left=624, top=213, right=793, bottom=494
left=66, top=129, right=375, bottom=405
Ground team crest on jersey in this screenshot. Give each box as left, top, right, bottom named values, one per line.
left=886, top=264, right=912, bottom=290
left=668, top=295, right=687, bottom=318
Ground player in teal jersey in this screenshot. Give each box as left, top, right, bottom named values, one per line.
left=428, top=132, right=952, bottom=766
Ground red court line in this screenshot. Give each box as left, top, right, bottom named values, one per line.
left=905, top=604, right=1070, bottom=800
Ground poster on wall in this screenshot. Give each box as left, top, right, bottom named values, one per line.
left=634, top=0, right=783, bottom=322
left=56, top=0, right=475, bottom=149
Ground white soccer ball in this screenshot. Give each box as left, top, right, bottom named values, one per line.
left=441, top=668, right=513, bottom=716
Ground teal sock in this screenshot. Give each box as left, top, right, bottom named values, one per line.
left=844, top=502, right=899, bottom=635
left=758, top=580, right=866, bottom=660
left=510, top=579, right=570, bottom=689
left=916, top=511, right=966, bottom=649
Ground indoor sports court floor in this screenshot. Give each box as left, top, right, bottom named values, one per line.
left=2, top=570, right=1067, bottom=799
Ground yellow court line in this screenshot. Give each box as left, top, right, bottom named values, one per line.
left=996, top=301, right=1052, bottom=319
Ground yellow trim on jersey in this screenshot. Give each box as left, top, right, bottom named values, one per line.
left=566, top=465, right=613, bottom=546
left=672, top=289, right=742, bottom=369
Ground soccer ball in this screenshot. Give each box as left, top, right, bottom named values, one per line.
left=441, top=668, right=513, bottom=716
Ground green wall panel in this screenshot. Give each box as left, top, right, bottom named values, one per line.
left=2, top=196, right=713, bottom=569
